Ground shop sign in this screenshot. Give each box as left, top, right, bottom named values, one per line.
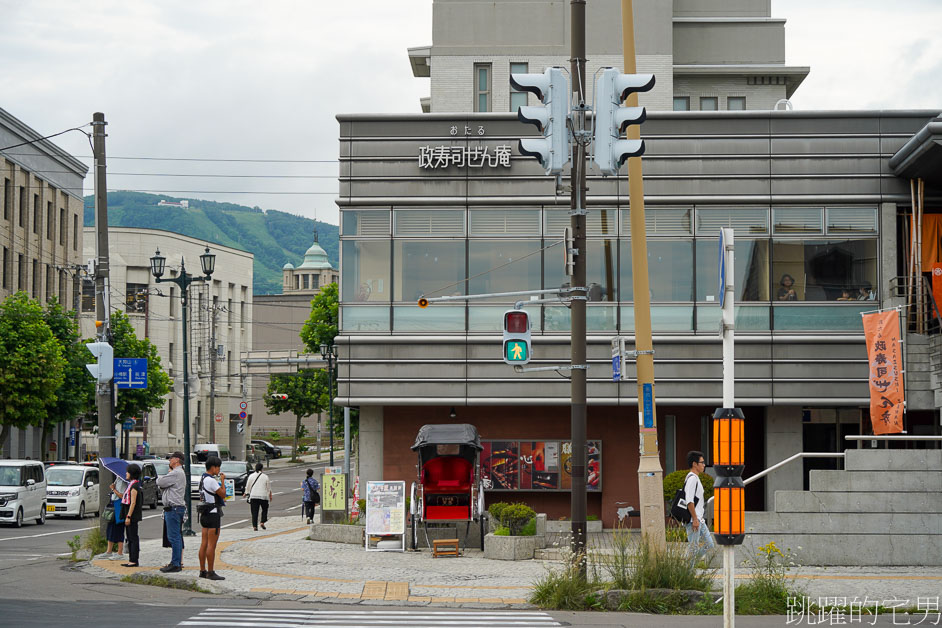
left=419, top=144, right=512, bottom=169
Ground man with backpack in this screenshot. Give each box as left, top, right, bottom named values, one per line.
left=683, top=450, right=715, bottom=564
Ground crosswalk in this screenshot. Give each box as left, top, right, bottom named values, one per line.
left=178, top=607, right=563, bottom=628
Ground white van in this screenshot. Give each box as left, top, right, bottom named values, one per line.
left=45, top=465, right=100, bottom=519
left=0, top=460, right=48, bottom=527
left=194, top=443, right=232, bottom=462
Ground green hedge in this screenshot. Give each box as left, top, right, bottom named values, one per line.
left=662, top=470, right=714, bottom=503
left=489, top=501, right=537, bottom=536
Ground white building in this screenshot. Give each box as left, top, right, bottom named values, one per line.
left=80, top=227, right=253, bottom=456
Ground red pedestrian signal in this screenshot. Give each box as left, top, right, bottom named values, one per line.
left=271, top=393, right=288, bottom=400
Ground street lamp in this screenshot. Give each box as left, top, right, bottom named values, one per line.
left=319, top=342, right=336, bottom=467
left=150, top=247, right=215, bottom=535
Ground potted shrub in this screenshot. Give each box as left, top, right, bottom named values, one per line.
left=484, top=502, right=541, bottom=560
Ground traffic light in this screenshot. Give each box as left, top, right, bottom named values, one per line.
left=502, top=310, right=531, bottom=365
left=85, top=341, right=113, bottom=384
left=271, top=393, right=288, bottom=400
left=510, top=67, right=571, bottom=175
left=593, top=68, right=655, bottom=176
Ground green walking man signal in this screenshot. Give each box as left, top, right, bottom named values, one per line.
left=502, top=310, right=531, bottom=365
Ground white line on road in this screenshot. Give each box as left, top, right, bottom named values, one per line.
left=0, top=512, right=162, bottom=542
left=220, top=518, right=250, bottom=529
left=284, top=504, right=303, bottom=511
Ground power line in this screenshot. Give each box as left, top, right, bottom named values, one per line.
left=0, top=125, right=92, bottom=152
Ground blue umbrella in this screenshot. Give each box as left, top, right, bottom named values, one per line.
left=100, top=457, right=128, bottom=480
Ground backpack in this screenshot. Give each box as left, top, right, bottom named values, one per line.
left=197, top=474, right=224, bottom=516
left=669, top=472, right=698, bottom=523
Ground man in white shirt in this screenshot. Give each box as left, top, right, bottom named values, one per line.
left=684, top=450, right=715, bottom=564
left=245, top=462, right=273, bottom=531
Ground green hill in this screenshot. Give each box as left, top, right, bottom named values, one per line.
left=83, top=192, right=338, bottom=295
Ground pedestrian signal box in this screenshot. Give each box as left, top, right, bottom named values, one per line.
left=503, top=310, right=531, bottom=365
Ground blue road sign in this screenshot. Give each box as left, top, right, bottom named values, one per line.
left=114, top=358, right=148, bottom=389
left=122, top=419, right=135, bottom=430
left=642, top=383, right=654, bottom=428
left=718, top=230, right=727, bottom=308
left=612, top=355, right=621, bottom=382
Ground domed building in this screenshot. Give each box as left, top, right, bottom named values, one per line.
left=283, top=230, right=338, bottom=294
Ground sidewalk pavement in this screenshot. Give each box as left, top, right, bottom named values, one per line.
left=80, top=515, right=942, bottom=610
left=263, top=449, right=345, bottom=471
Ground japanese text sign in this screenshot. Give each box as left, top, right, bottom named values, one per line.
left=862, top=310, right=905, bottom=435
left=321, top=473, right=346, bottom=511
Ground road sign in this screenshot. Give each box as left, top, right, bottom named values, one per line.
left=136, top=444, right=144, bottom=457
left=239, top=411, right=247, bottom=420
left=122, top=419, right=135, bottom=430
left=642, top=383, right=654, bottom=428
left=718, top=229, right=728, bottom=308
left=239, top=401, right=247, bottom=410
left=236, top=421, right=244, bottom=434
left=114, top=358, right=148, bottom=389
left=611, top=336, right=625, bottom=382
left=214, top=413, right=223, bottom=423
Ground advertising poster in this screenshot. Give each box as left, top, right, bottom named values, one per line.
left=560, top=441, right=572, bottom=490
left=862, top=310, right=905, bottom=435
left=519, top=441, right=533, bottom=489
left=482, top=441, right=519, bottom=489
left=365, top=481, right=405, bottom=536
left=224, top=479, right=235, bottom=501
left=587, top=440, right=601, bottom=491
left=322, top=473, right=347, bottom=511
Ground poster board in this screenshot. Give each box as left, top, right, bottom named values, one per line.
left=224, top=479, right=235, bottom=502
left=482, top=439, right=602, bottom=492
left=365, top=480, right=406, bottom=552
left=321, top=473, right=347, bottom=511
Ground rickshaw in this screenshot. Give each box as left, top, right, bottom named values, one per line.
left=410, top=423, right=486, bottom=551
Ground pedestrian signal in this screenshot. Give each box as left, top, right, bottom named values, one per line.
left=502, top=310, right=531, bottom=365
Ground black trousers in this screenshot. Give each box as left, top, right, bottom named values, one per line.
left=126, top=520, right=140, bottom=564
left=304, top=501, right=316, bottom=520
left=249, top=498, right=269, bottom=528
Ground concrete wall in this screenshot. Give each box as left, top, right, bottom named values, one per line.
left=673, top=0, right=771, bottom=18
left=358, top=406, right=384, bottom=488
left=672, top=75, right=786, bottom=110
left=673, top=20, right=785, bottom=65
left=763, top=406, right=803, bottom=507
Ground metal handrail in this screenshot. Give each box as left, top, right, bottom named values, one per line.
left=846, top=435, right=942, bottom=441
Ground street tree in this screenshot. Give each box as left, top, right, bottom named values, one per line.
left=108, top=310, right=171, bottom=420
left=41, top=298, right=95, bottom=460
left=264, top=369, right=325, bottom=462
left=0, top=292, right=66, bottom=456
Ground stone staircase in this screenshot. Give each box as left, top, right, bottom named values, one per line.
left=742, top=449, right=942, bottom=566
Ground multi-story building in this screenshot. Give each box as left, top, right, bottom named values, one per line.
left=80, top=227, right=253, bottom=456
left=409, top=0, right=809, bottom=113
left=1, top=106, right=88, bottom=459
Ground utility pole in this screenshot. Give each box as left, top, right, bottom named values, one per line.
left=92, top=112, right=114, bottom=535
left=621, top=0, right=667, bottom=550
left=569, top=0, right=589, bottom=572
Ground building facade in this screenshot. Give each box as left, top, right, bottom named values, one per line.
left=335, top=109, right=942, bottom=522
left=80, top=227, right=253, bottom=456
left=1, top=106, right=88, bottom=459
left=409, top=0, right=809, bottom=113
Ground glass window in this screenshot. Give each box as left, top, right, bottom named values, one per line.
left=697, top=208, right=769, bottom=235
left=474, top=63, right=491, bottom=112
left=545, top=208, right=617, bottom=238
left=470, top=305, right=541, bottom=332
left=81, top=277, right=95, bottom=312
left=394, top=305, right=465, bottom=332
left=394, top=240, right=466, bottom=302
left=773, top=207, right=823, bottom=234
left=469, top=208, right=540, bottom=237
left=510, top=62, right=528, bottom=112
left=469, top=240, right=541, bottom=301
left=673, top=97, right=690, bottom=111
left=622, top=207, right=692, bottom=236
left=547, top=239, right=618, bottom=302
left=827, top=207, right=878, bottom=235
left=342, top=210, right=390, bottom=237
left=773, top=304, right=868, bottom=331
left=545, top=304, right=617, bottom=332
left=727, top=97, right=746, bottom=111
left=125, top=283, right=148, bottom=313
left=622, top=305, right=694, bottom=332
left=700, top=97, right=718, bottom=111
left=302, top=274, right=310, bottom=289
left=696, top=239, right=770, bottom=301
left=771, top=239, right=878, bottom=302
left=696, top=305, right=770, bottom=331
left=341, top=240, right=390, bottom=303
left=394, top=209, right=465, bottom=237
left=620, top=240, right=694, bottom=301
left=341, top=305, right=390, bottom=332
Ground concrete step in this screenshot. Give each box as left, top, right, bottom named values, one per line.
left=736, top=533, right=942, bottom=566
left=809, top=469, right=942, bottom=492
left=844, top=449, right=942, bottom=472
left=746, top=511, right=940, bottom=535
left=774, top=490, right=942, bottom=513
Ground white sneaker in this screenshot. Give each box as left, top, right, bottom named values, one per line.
left=111, top=553, right=123, bottom=561
left=96, top=553, right=112, bottom=560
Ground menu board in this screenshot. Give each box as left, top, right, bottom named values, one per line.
left=482, top=440, right=601, bottom=492
left=365, top=480, right=406, bottom=536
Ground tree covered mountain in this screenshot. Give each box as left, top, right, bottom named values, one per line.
left=83, top=191, right=337, bottom=295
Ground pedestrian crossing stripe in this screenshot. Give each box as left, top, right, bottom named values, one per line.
left=178, top=607, right=562, bottom=627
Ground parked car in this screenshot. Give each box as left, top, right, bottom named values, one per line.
left=43, top=460, right=75, bottom=468
left=245, top=443, right=262, bottom=464
left=0, top=460, right=47, bottom=527
left=45, top=465, right=100, bottom=519
left=125, top=461, right=159, bottom=509
left=152, top=459, right=170, bottom=504
left=189, top=463, right=207, bottom=498
left=252, top=439, right=282, bottom=459
left=220, top=461, right=252, bottom=495
left=193, top=443, right=231, bottom=462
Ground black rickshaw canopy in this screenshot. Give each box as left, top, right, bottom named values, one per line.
left=411, top=423, right=482, bottom=467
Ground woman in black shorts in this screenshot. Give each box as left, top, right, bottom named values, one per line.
left=197, top=456, right=226, bottom=581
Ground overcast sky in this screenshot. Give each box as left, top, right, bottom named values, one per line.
left=1, top=0, right=940, bottom=226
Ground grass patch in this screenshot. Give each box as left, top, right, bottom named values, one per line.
left=594, top=526, right=713, bottom=593
left=121, top=573, right=213, bottom=594
left=530, top=563, right=597, bottom=610
left=66, top=526, right=108, bottom=561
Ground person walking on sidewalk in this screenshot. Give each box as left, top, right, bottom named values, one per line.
left=157, top=451, right=187, bottom=573
left=245, top=462, right=272, bottom=531
left=197, top=456, right=226, bottom=581
left=684, top=450, right=715, bottom=565
left=301, top=468, right=320, bottom=525
left=121, top=464, right=144, bottom=568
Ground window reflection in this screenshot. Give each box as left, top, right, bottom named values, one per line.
left=394, top=240, right=466, bottom=301
left=342, top=241, right=390, bottom=302
left=620, top=240, right=694, bottom=301
left=771, top=240, right=877, bottom=302
left=695, top=239, right=769, bottom=301
left=469, top=240, right=541, bottom=301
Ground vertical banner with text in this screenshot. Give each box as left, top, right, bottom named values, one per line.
left=862, top=309, right=905, bottom=435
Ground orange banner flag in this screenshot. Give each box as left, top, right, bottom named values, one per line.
left=862, top=310, right=905, bottom=435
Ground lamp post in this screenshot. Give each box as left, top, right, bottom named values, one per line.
left=319, top=342, right=335, bottom=467
left=150, top=246, right=215, bottom=536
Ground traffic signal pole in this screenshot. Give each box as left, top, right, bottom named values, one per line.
left=569, top=0, right=589, bottom=574
left=621, top=0, right=667, bottom=551
left=92, top=112, right=115, bottom=535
